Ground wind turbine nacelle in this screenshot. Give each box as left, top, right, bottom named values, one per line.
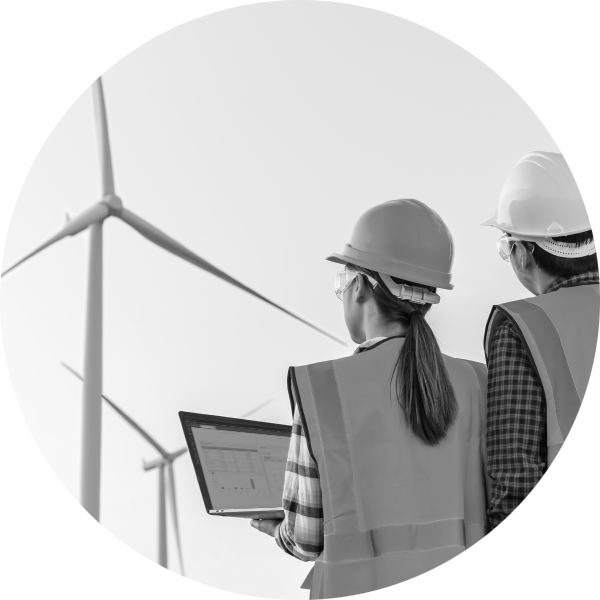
left=101, top=194, right=123, bottom=216
left=143, top=448, right=188, bottom=471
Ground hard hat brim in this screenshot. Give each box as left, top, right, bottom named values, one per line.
left=326, top=251, right=453, bottom=290
left=480, top=216, right=500, bottom=228
left=481, top=217, right=545, bottom=238
left=480, top=215, right=592, bottom=238
left=326, top=253, right=348, bottom=266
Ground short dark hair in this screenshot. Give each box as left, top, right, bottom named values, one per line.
left=530, top=230, right=598, bottom=278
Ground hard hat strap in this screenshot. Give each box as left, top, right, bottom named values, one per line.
left=379, top=273, right=441, bottom=305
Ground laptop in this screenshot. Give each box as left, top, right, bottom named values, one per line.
left=179, top=411, right=291, bottom=519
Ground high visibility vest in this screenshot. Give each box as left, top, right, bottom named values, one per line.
left=486, top=285, right=600, bottom=600
left=288, top=338, right=489, bottom=599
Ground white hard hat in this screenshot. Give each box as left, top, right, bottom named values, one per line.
left=481, top=151, right=592, bottom=238
left=327, top=199, right=454, bottom=290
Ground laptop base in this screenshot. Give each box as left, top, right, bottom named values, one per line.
left=209, top=509, right=285, bottom=520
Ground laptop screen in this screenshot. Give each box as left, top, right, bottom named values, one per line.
left=181, top=413, right=292, bottom=511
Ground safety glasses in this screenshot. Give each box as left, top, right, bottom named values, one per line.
left=334, top=270, right=378, bottom=300
left=496, top=234, right=520, bottom=262
left=334, top=271, right=357, bottom=300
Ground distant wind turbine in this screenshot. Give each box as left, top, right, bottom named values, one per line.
left=2, top=77, right=348, bottom=521
left=61, top=362, right=275, bottom=574
left=142, top=450, right=188, bottom=574
left=62, top=362, right=186, bottom=573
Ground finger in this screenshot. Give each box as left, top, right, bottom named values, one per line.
left=252, top=520, right=270, bottom=535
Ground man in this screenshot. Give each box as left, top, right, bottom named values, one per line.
left=482, top=151, right=599, bottom=529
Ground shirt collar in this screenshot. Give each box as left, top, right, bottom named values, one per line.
left=354, top=336, right=398, bottom=354
left=544, top=270, right=599, bottom=294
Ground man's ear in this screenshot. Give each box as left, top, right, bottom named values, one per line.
left=513, top=241, right=534, bottom=272
left=354, top=274, right=367, bottom=301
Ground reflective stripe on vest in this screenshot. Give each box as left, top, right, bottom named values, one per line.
left=486, top=285, right=600, bottom=600
left=290, top=338, right=488, bottom=599
left=320, top=519, right=482, bottom=562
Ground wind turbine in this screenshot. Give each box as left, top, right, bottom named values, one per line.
left=61, top=362, right=188, bottom=600
left=1, top=77, right=348, bottom=521
left=61, top=362, right=275, bottom=574
left=140, top=398, right=274, bottom=572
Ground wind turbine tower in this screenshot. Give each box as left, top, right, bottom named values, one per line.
left=0, top=0, right=347, bottom=600
left=62, top=361, right=274, bottom=573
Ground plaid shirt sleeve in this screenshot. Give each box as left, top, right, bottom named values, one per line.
left=486, top=320, right=546, bottom=529
left=274, top=408, right=324, bottom=561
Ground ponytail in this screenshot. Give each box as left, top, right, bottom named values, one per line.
left=347, top=264, right=458, bottom=445
left=394, top=310, right=458, bottom=445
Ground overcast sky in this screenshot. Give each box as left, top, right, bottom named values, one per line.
left=0, top=2, right=567, bottom=598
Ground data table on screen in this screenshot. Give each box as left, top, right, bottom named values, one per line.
left=192, top=425, right=290, bottom=509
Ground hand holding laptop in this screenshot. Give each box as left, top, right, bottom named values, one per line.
left=250, top=518, right=283, bottom=537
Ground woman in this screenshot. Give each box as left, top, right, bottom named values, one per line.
left=251, top=199, right=489, bottom=599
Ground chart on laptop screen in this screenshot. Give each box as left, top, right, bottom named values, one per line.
left=191, top=423, right=290, bottom=509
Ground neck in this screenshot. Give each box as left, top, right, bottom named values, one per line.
left=527, top=267, right=557, bottom=296
left=362, top=306, right=407, bottom=341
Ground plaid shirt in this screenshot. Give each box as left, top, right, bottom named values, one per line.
left=486, top=271, right=599, bottom=529
left=274, top=337, right=390, bottom=561
left=274, top=407, right=324, bottom=561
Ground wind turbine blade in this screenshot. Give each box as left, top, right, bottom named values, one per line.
left=167, top=462, right=185, bottom=576
left=2, top=202, right=110, bottom=277
left=92, top=78, right=115, bottom=196
left=240, top=398, right=275, bottom=419
left=118, top=208, right=349, bottom=347
left=143, top=455, right=168, bottom=471
left=2, top=231, right=70, bottom=277
left=61, top=362, right=170, bottom=458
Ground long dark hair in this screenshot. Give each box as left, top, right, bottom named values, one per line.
left=347, top=263, right=458, bottom=445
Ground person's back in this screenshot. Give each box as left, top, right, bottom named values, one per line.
left=290, top=336, right=488, bottom=598
left=250, top=199, right=489, bottom=599
left=481, top=151, right=599, bottom=528
left=487, top=284, right=600, bottom=600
